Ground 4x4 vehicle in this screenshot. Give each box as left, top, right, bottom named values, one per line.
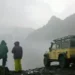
left=44, top=35, right=75, bottom=68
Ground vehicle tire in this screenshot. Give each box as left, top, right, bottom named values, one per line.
left=59, top=55, right=67, bottom=68
left=66, top=61, right=70, bottom=68
left=44, top=57, right=50, bottom=67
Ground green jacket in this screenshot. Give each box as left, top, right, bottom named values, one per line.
left=0, top=40, right=8, bottom=59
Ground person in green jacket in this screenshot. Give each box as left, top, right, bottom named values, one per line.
left=0, top=40, right=8, bottom=67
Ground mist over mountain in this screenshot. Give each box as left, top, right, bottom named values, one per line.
left=26, top=14, right=75, bottom=42
left=0, top=26, right=34, bottom=42
left=25, top=16, right=62, bottom=41
left=23, top=14, right=75, bottom=70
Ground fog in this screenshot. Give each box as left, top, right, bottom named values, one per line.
left=21, top=14, right=75, bottom=70
left=0, top=0, right=75, bottom=29
left=0, top=0, right=75, bottom=70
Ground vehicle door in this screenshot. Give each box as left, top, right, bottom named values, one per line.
left=49, top=43, right=57, bottom=60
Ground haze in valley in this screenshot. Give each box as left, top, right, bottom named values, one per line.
left=0, top=0, right=75, bottom=70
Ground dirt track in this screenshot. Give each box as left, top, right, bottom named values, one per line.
left=1, top=65, right=75, bottom=75
left=22, top=65, right=75, bottom=75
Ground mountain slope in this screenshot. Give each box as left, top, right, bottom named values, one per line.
left=26, top=14, right=75, bottom=42
left=26, top=16, right=62, bottom=41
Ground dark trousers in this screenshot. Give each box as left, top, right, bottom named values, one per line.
left=2, top=55, right=7, bottom=67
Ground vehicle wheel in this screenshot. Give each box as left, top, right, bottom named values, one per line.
left=59, top=56, right=66, bottom=68
left=44, top=57, right=50, bottom=67
left=66, top=62, right=70, bottom=68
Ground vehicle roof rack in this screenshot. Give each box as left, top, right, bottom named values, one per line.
left=54, top=35, right=75, bottom=42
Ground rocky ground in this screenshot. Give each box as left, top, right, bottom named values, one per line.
left=1, top=65, right=75, bottom=75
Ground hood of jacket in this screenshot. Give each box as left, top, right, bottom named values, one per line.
left=1, top=40, right=6, bottom=45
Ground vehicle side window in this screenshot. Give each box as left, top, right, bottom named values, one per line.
left=52, top=44, right=56, bottom=50
left=62, top=41, right=70, bottom=48
left=56, top=44, right=60, bottom=49
left=70, top=40, right=75, bottom=48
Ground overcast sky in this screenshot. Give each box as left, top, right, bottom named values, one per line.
left=0, top=0, right=75, bottom=29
